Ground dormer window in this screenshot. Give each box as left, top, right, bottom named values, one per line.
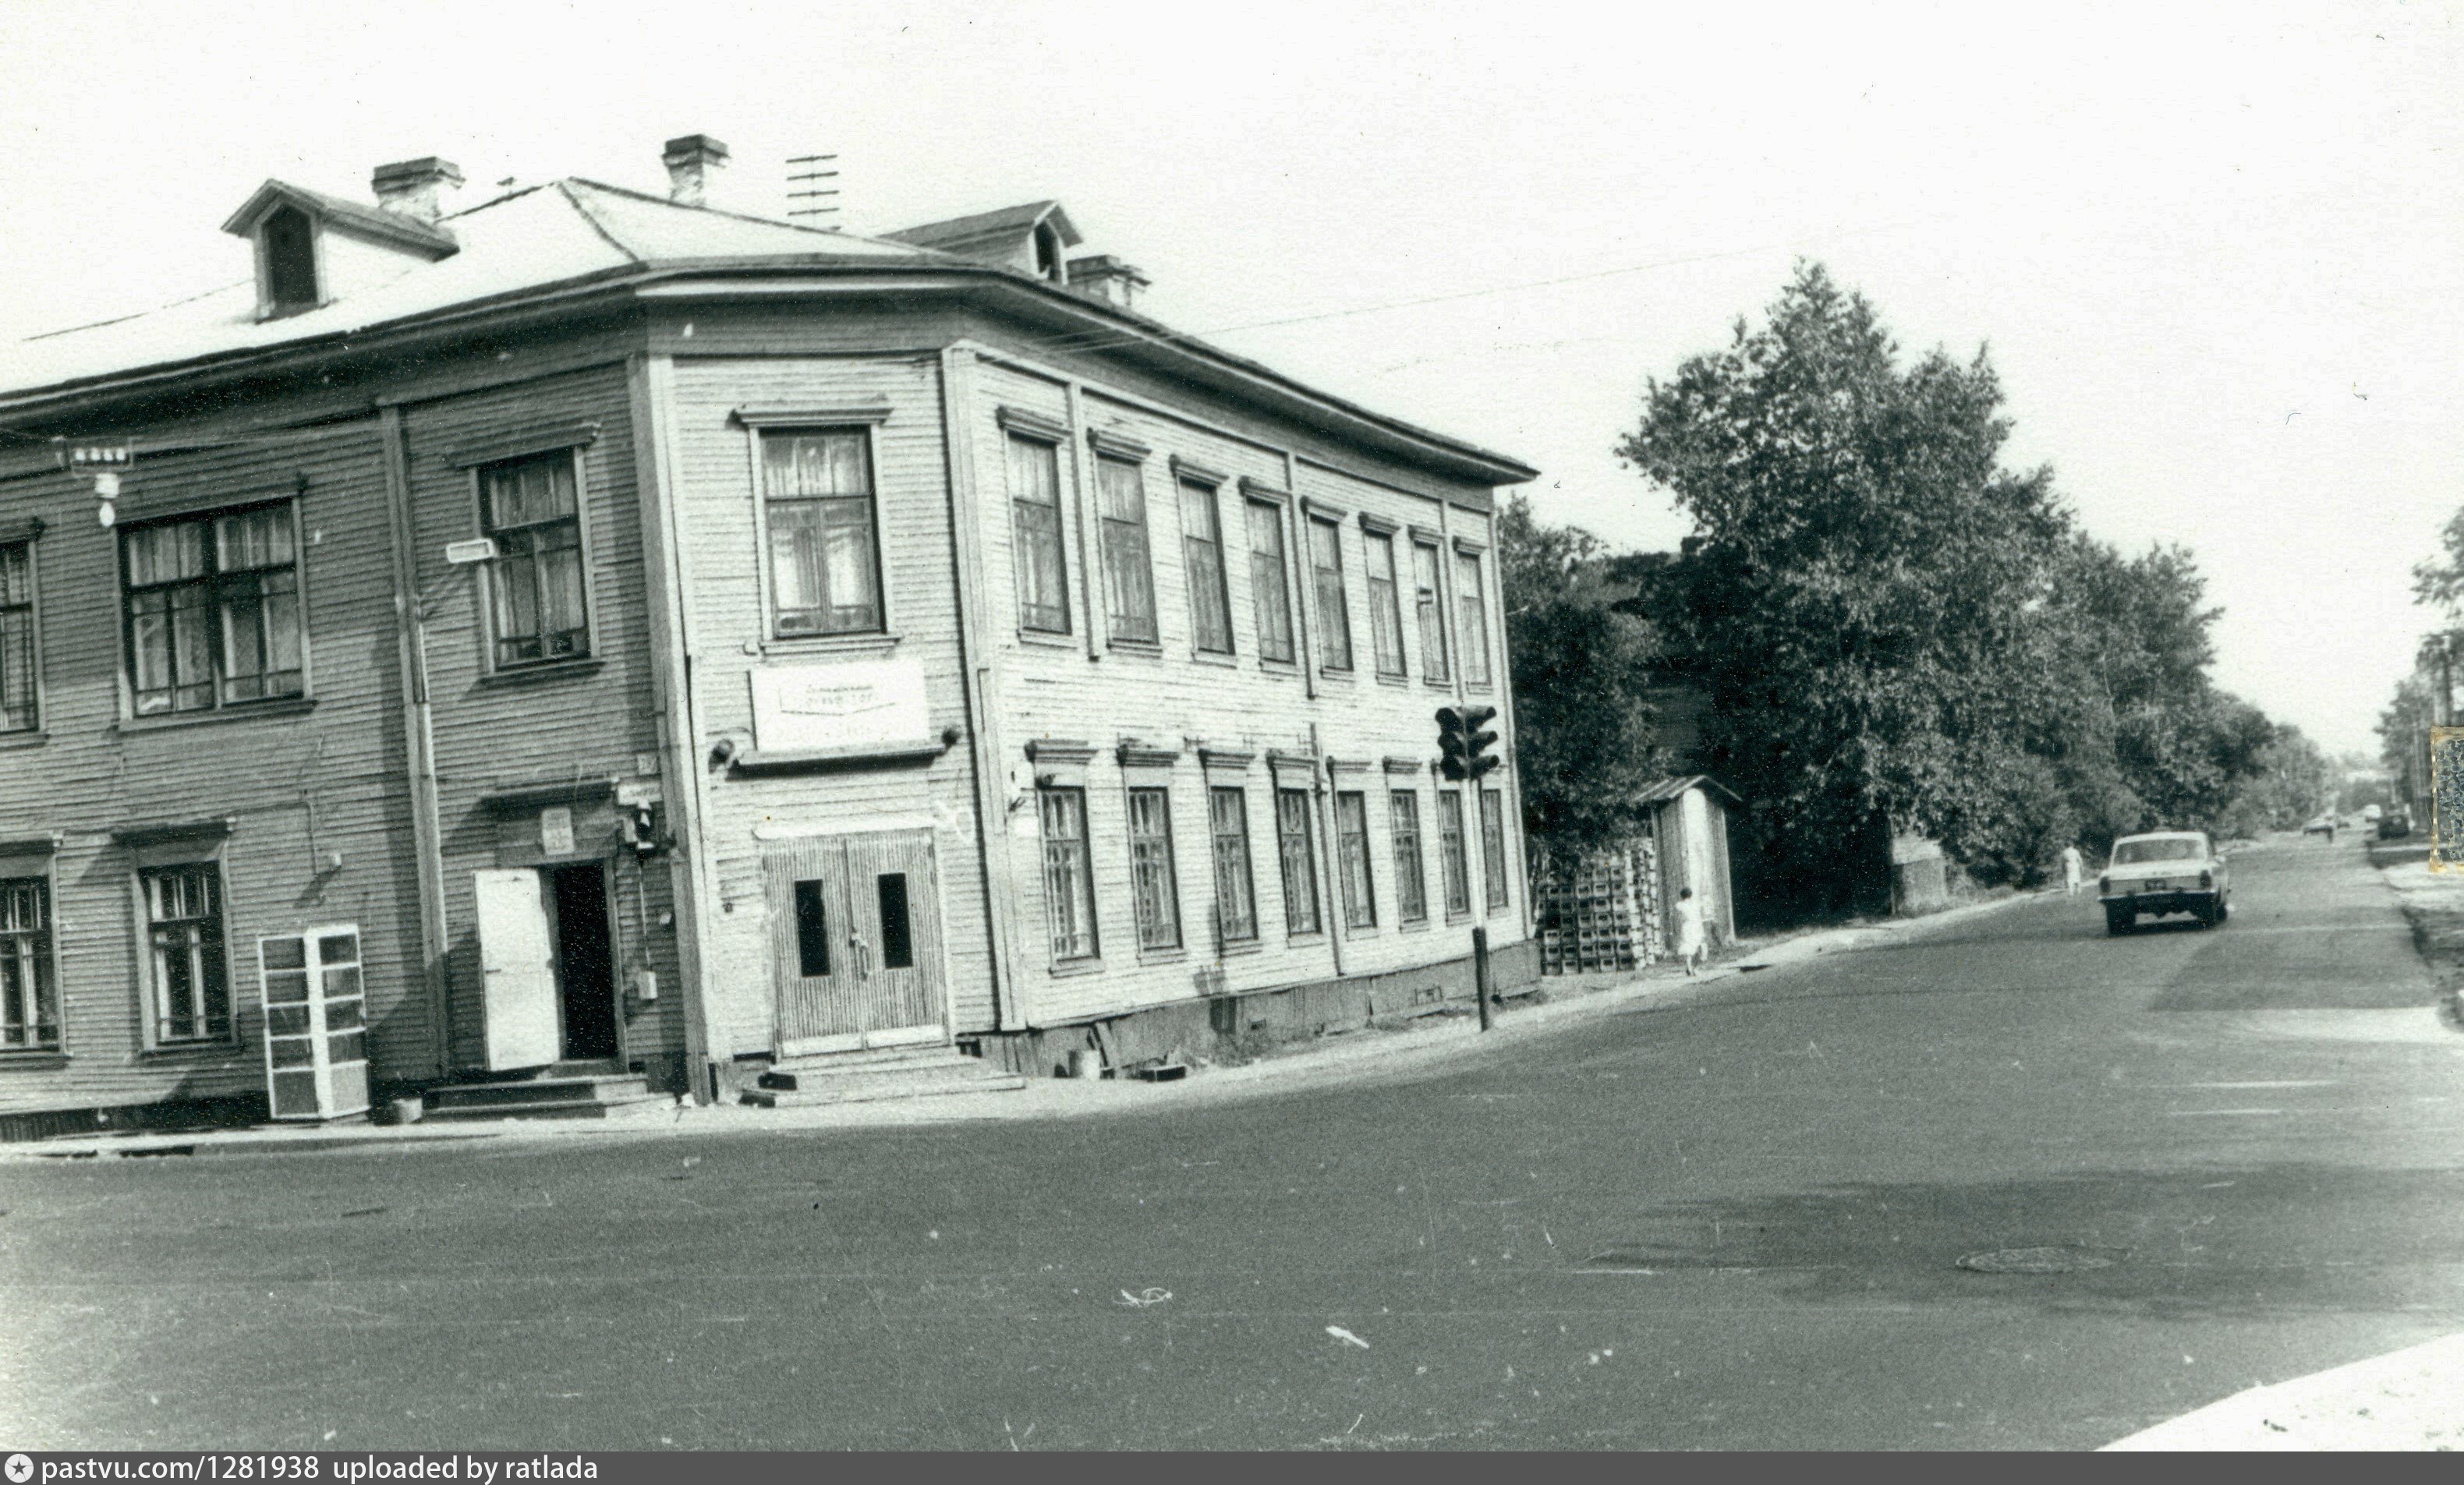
left=1033, top=223, right=1065, bottom=284
left=262, top=205, right=320, bottom=315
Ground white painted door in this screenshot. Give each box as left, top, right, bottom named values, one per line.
left=475, top=868, right=560, bottom=1070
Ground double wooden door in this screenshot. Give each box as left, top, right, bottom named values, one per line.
left=764, top=829, right=947, bottom=1055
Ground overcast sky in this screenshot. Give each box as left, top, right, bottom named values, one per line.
left=2, top=0, right=2455, bottom=758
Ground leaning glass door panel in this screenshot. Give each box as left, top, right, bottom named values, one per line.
left=257, top=925, right=371, bottom=1121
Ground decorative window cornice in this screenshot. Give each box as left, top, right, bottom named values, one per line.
left=109, top=818, right=235, bottom=849
left=1238, top=477, right=1290, bottom=504
left=1452, top=536, right=1489, bottom=556
left=1358, top=512, right=1400, bottom=537
left=1382, top=755, right=1427, bottom=776
left=1301, top=497, right=1349, bottom=522
left=1025, top=737, right=1098, bottom=766
left=997, top=406, right=1071, bottom=444
left=1172, top=455, right=1230, bottom=487
left=731, top=403, right=892, bottom=430
left=1087, top=427, right=1152, bottom=460
left=447, top=423, right=600, bottom=468
left=1116, top=738, right=1182, bottom=771
left=1198, top=744, right=1255, bottom=773
left=1407, top=525, right=1444, bottom=546
left=0, top=518, right=44, bottom=545
left=1327, top=757, right=1374, bottom=776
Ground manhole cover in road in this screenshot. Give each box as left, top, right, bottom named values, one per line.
left=1956, top=1246, right=2120, bottom=1274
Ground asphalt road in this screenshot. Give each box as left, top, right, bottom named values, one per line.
left=6, top=834, right=2461, bottom=1451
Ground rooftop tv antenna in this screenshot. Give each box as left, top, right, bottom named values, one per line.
left=785, top=154, right=841, bottom=223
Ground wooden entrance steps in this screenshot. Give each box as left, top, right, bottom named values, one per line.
left=422, top=1067, right=662, bottom=1122
left=739, top=1046, right=1026, bottom=1108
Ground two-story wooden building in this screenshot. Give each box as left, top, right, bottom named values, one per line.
left=0, top=137, right=1537, bottom=1127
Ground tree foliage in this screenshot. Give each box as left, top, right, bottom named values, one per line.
left=1496, top=495, right=1669, bottom=852
left=1615, top=263, right=2274, bottom=911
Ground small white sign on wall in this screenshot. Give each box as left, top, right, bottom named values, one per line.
left=540, top=806, right=576, bottom=857
left=751, top=659, right=931, bottom=754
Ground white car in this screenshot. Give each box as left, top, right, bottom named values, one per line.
left=2100, top=830, right=2231, bottom=935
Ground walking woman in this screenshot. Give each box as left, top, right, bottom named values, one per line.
left=1673, top=887, right=1705, bottom=977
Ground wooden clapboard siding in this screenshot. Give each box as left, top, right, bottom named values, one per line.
left=0, top=421, right=431, bottom=1113
left=663, top=354, right=987, bottom=1055
left=395, top=362, right=679, bottom=1076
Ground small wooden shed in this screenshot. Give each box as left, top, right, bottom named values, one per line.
left=1640, top=775, right=1739, bottom=951
left=1536, top=775, right=1740, bottom=974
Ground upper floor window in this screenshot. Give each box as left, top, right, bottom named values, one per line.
left=1308, top=517, right=1353, bottom=673
left=1413, top=539, right=1450, bottom=684
left=1244, top=499, right=1295, bottom=663
left=1180, top=480, right=1234, bottom=656
left=263, top=205, right=319, bottom=314
left=759, top=430, right=882, bottom=638
left=1008, top=435, right=1071, bottom=635
left=0, top=876, right=58, bottom=1052
left=1456, top=549, right=1493, bottom=687
left=480, top=451, right=590, bottom=666
left=0, top=539, right=36, bottom=733
left=1364, top=530, right=1407, bottom=678
left=122, top=504, right=303, bottom=716
left=1094, top=455, right=1158, bottom=644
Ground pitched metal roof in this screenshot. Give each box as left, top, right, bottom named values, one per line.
left=1637, top=774, right=1743, bottom=805
left=882, top=200, right=1082, bottom=252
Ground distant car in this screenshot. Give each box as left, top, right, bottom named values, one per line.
left=2101, top=830, right=2231, bottom=935
left=2303, top=813, right=2337, bottom=838
left=2380, top=805, right=2413, bottom=840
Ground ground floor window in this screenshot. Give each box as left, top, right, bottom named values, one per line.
left=143, top=864, right=230, bottom=1043
left=1127, top=787, right=1181, bottom=951
left=1439, top=789, right=1471, bottom=918
left=1039, top=787, right=1098, bottom=961
left=1480, top=787, right=1511, bottom=912
left=1335, top=790, right=1375, bottom=930
left=1208, top=787, right=1259, bottom=945
left=1276, top=787, right=1321, bottom=936
left=1, top=876, right=57, bottom=1050
left=1390, top=790, right=1428, bottom=925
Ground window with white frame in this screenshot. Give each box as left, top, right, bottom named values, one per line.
left=1181, top=479, right=1234, bottom=656
left=1039, top=786, right=1098, bottom=960
left=122, top=504, right=304, bottom=716
left=1009, top=435, right=1071, bottom=634
left=1276, top=787, right=1321, bottom=936
left=0, top=539, right=37, bottom=733
left=759, top=429, right=883, bottom=638
left=1127, top=787, right=1181, bottom=950
left=0, top=875, right=57, bottom=1050
left=1390, top=789, right=1428, bottom=925
left=1208, top=786, right=1258, bottom=945
left=1244, top=499, right=1295, bottom=663
left=1335, top=790, right=1375, bottom=930
left=1413, top=539, right=1450, bottom=684
left=1095, top=456, right=1159, bottom=644
left=1308, top=518, right=1353, bottom=672
left=1457, top=548, right=1492, bottom=687
left=143, top=863, right=231, bottom=1044
left=480, top=451, right=590, bottom=666
left=1364, top=531, right=1407, bottom=678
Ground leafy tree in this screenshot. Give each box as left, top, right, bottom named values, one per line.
left=1496, top=495, right=1669, bottom=853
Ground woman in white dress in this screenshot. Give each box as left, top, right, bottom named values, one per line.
left=1673, top=886, right=1705, bottom=977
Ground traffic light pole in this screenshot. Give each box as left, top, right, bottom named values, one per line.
left=1472, top=925, right=1492, bottom=1032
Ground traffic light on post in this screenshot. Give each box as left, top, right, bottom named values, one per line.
left=1436, top=704, right=1501, bottom=782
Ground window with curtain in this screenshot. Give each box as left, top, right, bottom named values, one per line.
left=1364, top=531, right=1407, bottom=678
left=1439, top=788, right=1471, bottom=918
left=1009, top=435, right=1071, bottom=633
left=480, top=451, right=590, bottom=666
left=1276, top=787, right=1321, bottom=936
left=1095, top=456, right=1159, bottom=643
left=122, top=504, right=305, bottom=715
left=1481, top=787, right=1511, bottom=912
left=1039, top=787, right=1098, bottom=960
left=1308, top=518, right=1353, bottom=672
left=760, top=429, right=883, bottom=637
left=0, top=540, right=36, bottom=733
left=143, top=863, right=229, bottom=1044
left=1127, top=787, right=1181, bottom=950
left=0, top=876, right=57, bottom=1050
left=1413, top=539, right=1450, bottom=684
left=1245, top=499, right=1295, bottom=663
left=1335, top=790, right=1375, bottom=930
left=1457, top=549, right=1492, bottom=687
left=1208, top=787, right=1258, bottom=944
left=1181, top=480, right=1234, bottom=655
left=1390, top=789, right=1428, bottom=925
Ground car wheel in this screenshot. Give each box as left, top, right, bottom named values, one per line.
left=2214, top=896, right=2229, bottom=925
left=2105, top=907, right=2132, bottom=936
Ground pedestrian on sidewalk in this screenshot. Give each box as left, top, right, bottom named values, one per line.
left=1673, top=887, right=1705, bottom=977
left=2061, top=843, right=2084, bottom=896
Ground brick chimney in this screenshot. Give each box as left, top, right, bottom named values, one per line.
left=1066, top=254, right=1151, bottom=311
left=662, top=134, right=731, bottom=207
left=371, top=157, right=464, bottom=225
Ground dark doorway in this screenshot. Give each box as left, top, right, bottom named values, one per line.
left=547, top=862, right=619, bottom=1060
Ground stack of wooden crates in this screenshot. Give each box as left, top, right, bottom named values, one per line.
left=1536, top=833, right=1663, bottom=975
